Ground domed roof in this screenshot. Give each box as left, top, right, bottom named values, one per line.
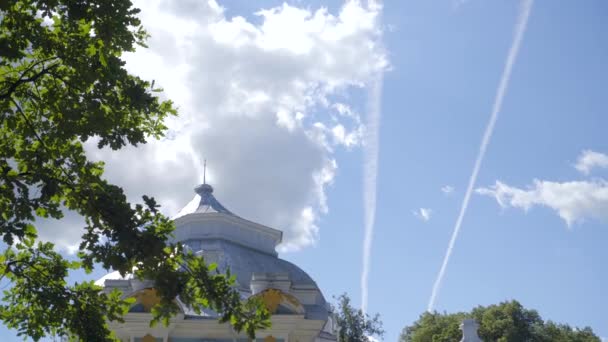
left=97, top=183, right=329, bottom=321
left=191, top=239, right=317, bottom=289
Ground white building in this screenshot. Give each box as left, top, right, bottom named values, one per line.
left=460, top=319, right=482, bottom=342
left=96, top=183, right=337, bottom=342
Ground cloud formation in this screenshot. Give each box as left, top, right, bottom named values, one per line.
left=477, top=179, right=608, bottom=226
left=40, top=0, right=387, bottom=253
left=441, top=185, right=455, bottom=195
left=575, top=150, right=608, bottom=175
left=413, top=208, right=433, bottom=222
left=361, top=74, right=384, bottom=314
left=478, top=150, right=608, bottom=226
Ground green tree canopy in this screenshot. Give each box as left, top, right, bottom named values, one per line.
left=0, top=0, right=269, bottom=340
left=332, top=294, right=384, bottom=342
left=400, top=300, right=600, bottom=342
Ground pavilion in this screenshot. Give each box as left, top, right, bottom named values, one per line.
left=96, top=183, right=336, bottom=342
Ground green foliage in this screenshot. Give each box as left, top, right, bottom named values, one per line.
left=0, top=242, right=133, bottom=340
left=400, top=300, right=600, bottom=342
left=535, top=321, right=600, bottom=342
left=0, top=0, right=269, bottom=340
left=332, top=294, right=384, bottom=342
left=472, top=300, right=542, bottom=341
left=400, top=311, right=466, bottom=342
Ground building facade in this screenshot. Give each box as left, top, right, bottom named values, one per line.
left=96, top=184, right=336, bottom=342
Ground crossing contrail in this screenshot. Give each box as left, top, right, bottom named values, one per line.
left=361, top=73, right=383, bottom=314
left=427, top=0, right=533, bottom=312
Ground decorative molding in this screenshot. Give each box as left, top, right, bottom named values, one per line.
left=254, top=288, right=305, bottom=315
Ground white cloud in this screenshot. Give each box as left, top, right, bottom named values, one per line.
left=574, top=150, right=608, bottom=175
left=35, top=210, right=84, bottom=254
left=441, top=185, right=454, bottom=195
left=413, top=208, right=433, bottom=222
left=39, top=0, right=387, bottom=253
left=366, top=335, right=380, bottom=342
left=476, top=179, right=608, bottom=226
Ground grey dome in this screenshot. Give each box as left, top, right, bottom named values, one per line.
left=175, top=184, right=329, bottom=320
left=98, top=183, right=329, bottom=322
left=192, top=239, right=318, bottom=289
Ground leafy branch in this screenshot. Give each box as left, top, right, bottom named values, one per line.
left=0, top=57, right=60, bottom=100
left=0, top=0, right=271, bottom=340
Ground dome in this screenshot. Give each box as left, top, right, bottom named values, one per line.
left=191, top=239, right=316, bottom=288
left=97, top=183, right=329, bottom=322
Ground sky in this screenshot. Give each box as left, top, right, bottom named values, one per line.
left=2, top=0, right=608, bottom=341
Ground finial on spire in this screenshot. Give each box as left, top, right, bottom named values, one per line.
left=203, top=159, right=207, bottom=185
left=193, top=182, right=233, bottom=215
left=195, top=159, right=213, bottom=195
left=195, top=159, right=214, bottom=196
left=195, top=183, right=213, bottom=195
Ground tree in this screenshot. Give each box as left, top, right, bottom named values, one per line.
left=400, top=300, right=600, bottom=342
left=332, top=294, right=384, bottom=342
left=473, top=300, right=542, bottom=341
left=400, top=311, right=466, bottom=342
left=0, top=1, right=269, bottom=340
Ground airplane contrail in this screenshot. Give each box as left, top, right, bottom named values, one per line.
left=361, top=73, right=383, bottom=314
left=427, top=0, right=533, bottom=312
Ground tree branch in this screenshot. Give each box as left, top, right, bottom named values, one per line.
left=11, top=99, right=49, bottom=152
left=0, top=58, right=60, bottom=100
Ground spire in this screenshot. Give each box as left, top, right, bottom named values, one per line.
left=193, top=182, right=233, bottom=215
left=203, top=159, right=207, bottom=185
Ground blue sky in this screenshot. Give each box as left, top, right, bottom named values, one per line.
left=2, top=0, right=608, bottom=341
left=290, top=0, right=608, bottom=340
